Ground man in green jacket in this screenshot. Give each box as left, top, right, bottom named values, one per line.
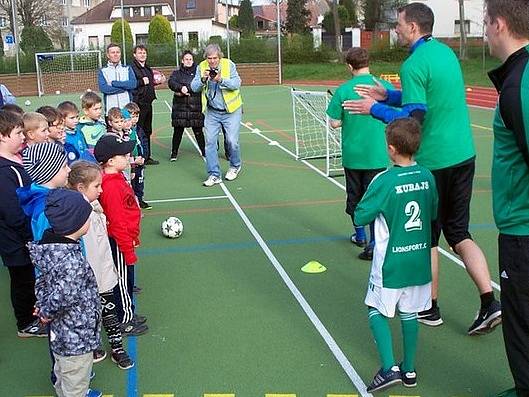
left=485, top=0, right=529, bottom=395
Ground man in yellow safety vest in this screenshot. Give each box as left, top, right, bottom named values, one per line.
left=191, top=43, right=243, bottom=187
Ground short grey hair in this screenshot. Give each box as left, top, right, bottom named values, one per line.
left=203, top=43, right=223, bottom=59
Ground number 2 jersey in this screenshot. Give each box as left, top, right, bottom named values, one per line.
left=354, top=164, right=438, bottom=289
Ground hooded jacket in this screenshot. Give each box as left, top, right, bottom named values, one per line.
left=98, top=172, right=141, bottom=265
left=17, top=183, right=52, bottom=242
left=77, top=116, right=107, bottom=150
left=168, top=63, right=204, bottom=128
left=29, top=230, right=101, bottom=356
left=0, top=157, right=33, bottom=267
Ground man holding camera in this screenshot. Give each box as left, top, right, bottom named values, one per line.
left=191, top=43, right=243, bottom=187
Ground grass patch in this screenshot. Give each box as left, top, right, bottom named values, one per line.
left=284, top=56, right=501, bottom=87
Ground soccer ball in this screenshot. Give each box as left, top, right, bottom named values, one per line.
left=24, top=100, right=31, bottom=106
left=152, top=69, right=165, bottom=86
left=55, top=90, right=61, bottom=95
left=161, top=217, right=183, bottom=239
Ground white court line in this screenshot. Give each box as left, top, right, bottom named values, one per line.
left=241, top=122, right=502, bottom=293
left=166, top=97, right=371, bottom=395
left=148, top=195, right=228, bottom=204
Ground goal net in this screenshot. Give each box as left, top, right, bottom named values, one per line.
left=35, top=51, right=102, bottom=96
left=291, top=88, right=342, bottom=176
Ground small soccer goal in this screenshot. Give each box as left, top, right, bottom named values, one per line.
left=291, top=88, right=342, bottom=177
left=35, top=51, right=102, bottom=96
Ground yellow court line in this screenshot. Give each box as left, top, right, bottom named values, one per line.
left=265, top=395, right=297, bottom=397
left=204, top=394, right=235, bottom=397
left=327, top=394, right=359, bottom=397
left=471, top=123, right=493, bottom=131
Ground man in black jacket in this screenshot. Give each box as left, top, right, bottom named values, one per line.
left=131, top=45, right=159, bottom=165
left=485, top=1, right=529, bottom=395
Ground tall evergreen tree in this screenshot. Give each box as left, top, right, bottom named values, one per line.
left=111, top=19, right=133, bottom=55
left=341, top=0, right=358, bottom=26
left=322, top=6, right=350, bottom=35
left=238, top=0, right=255, bottom=37
left=148, top=15, right=175, bottom=45
left=285, top=0, right=311, bottom=34
left=362, top=0, right=405, bottom=30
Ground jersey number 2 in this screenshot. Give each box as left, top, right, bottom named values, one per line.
left=404, top=200, right=423, bottom=232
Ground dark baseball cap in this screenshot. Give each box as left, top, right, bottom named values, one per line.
left=94, top=133, right=135, bottom=164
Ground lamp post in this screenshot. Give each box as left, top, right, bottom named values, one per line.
left=225, top=0, right=231, bottom=59
left=11, top=0, right=20, bottom=75
left=173, top=0, right=179, bottom=64
left=276, top=0, right=282, bottom=84
left=120, top=0, right=126, bottom=64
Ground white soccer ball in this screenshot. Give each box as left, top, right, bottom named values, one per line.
left=161, top=217, right=183, bottom=239
left=86, top=88, right=92, bottom=92
left=24, top=100, right=31, bottom=106
left=55, top=90, right=61, bottom=95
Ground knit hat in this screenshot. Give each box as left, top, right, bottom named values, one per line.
left=22, top=142, right=67, bottom=185
left=44, top=189, right=92, bottom=236
left=93, top=133, right=135, bottom=164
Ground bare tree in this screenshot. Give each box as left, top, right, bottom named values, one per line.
left=458, top=0, right=468, bottom=59
left=0, top=0, right=63, bottom=45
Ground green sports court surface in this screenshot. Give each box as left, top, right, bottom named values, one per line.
left=0, top=86, right=510, bottom=397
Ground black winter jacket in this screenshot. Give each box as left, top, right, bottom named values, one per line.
left=168, top=63, right=204, bottom=128
left=0, top=157, right=33, bottom=267
left=131, top=59, right=156, bottom=105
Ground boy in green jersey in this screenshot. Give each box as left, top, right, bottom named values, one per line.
left=326, top=47, right=392, bottom=260
left=355, top=118, right=438, bottom=393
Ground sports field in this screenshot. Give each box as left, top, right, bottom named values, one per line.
left=0, top=85, right=510, bottom=397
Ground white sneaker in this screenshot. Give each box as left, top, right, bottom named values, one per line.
left=225, top=166, right=241, bottom=181
left=203, top=175, right=221, bottom=187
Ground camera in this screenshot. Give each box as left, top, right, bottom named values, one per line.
left=208, top=68, right=219, bottom=78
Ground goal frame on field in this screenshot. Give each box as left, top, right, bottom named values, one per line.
left=35, top=50, right=102, bottom=97
left=291, top=88, right=342, bottom=177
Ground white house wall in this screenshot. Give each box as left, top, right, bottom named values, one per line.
left=73, top=18, right=227, bottom=51
left=415, top=0, right=484, bottom=38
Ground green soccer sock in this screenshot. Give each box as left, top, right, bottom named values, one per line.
left=399, top=311, right=418, bottom=372
left=368, top=307, right=395, bottom=371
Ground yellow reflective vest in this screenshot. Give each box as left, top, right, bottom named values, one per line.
left=199, top=58, right=242, bottom=113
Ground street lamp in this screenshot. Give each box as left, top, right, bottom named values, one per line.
left=172, top=0, right=179, bottom=64
left=277, top=0, right=282, bottom=84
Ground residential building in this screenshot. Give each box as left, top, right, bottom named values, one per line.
left=71, top=0, right=240, bottom=51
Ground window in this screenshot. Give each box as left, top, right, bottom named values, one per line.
left=62, top=17, right=69, bottom=27
left=88, top=36, right=99, bottom=49
left=257, top=20, right=264, bottom=29
left=133, top=7, right=141, bottom=17
left=83, top=0, right=91, bottom=6
left=188, top=31, right=198, bottom=44
left=60, top=0, right=66, bottom=5
left=154, top=5, right=163, bottom=15
left=144, top=6, right=152, bottom=17
left=454, top=19, right=470, bottom=35
left=136, top=34, right=148, bottom=44
left=39, top=15, right=48, bottom=26
left=186, top=0, right=196, bottom=9
left=104, top=35, right=112, bottom=47
left=0, top=16, right=6, bottom=28
left=177, top=32, right=183, bottom=45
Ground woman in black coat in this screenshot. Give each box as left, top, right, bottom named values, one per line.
left=167, top=51, right=206, bottom=160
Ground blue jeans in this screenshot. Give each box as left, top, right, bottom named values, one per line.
left=204, top=108, right=242, bottom=177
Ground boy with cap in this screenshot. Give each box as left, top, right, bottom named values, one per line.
left=0, top=110, right=46, bottom=338
left=28, top=189, right=102, bottom=397
left=94, top=134, right=148, bottom=335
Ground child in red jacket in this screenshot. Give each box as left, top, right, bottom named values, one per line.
left=94, top=134, right=148, bottom=336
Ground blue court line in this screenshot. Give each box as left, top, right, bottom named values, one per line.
left=127, top=297, right=138, bottom=397
left=137, top=235, right=349, bottom=257
left=137, top=224, right=497, bottom=257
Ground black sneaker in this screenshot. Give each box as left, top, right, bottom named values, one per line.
left=120, top=321, right=148, bottom=336
left=358, top=246, right=373, bottom=261
left=170, top=154, right=177, bottom=162
left=139, top=200, right=152, bottom=210
left=366, top=365, right=402, bottom=392
left=132, top=314, right=147, bottom=326
left=93, top=348, right=107, bottom=363
left=418, top=305, right=444, bottom=326
left=111, top=349, right=135, bottom=370
left=401, top=368, right=417, bottom=388
left=133, top=285, right=142, bottom=294
left=350, top=234, right=367, bottom=248
left=145, top=158, right=159, bottom=165
left=17, top=319, right=48, bottom=338
left=467, top=299, right=502, bottom=336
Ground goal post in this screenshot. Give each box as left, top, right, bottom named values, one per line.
left=35, top=50, right=102, bottom=96
left=291, top=88, right=342, bottom=176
